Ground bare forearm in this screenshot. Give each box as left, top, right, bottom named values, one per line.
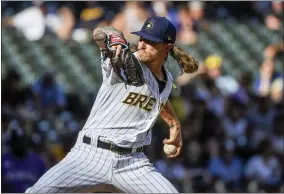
left=160, top=100, right=180, bottom=127
left=161, top=100, right=183, bottom=158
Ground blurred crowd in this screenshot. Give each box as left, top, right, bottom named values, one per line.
left=2, top=1, right=283, bottom=44
left=152, top=51, right=284, bottom=192
left=1, top=1, right=284, bottom=193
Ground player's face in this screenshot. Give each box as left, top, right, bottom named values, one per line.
left=137, top=37, right=166, bottom=63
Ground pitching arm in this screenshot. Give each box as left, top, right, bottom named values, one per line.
left=159, top=100, right=183, bottom=158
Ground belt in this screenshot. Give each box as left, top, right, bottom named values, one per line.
left=82, top=135, right=144, bottom=155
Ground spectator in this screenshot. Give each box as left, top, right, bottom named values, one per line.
left=176, top=5, right=197, bottom=45
left=2, top=125, right=47, bottom=193
left=223, top=96, right=248, bottom=140
left=188, top=1, right=208, bottom=32
left=270, top=78, right=283, bottom=104
left=231, top=71, right=254, bottom=107
left=271, top=112, right=284, bottom=156
left=204, top=55, right=240, bottom=96
left=2, top=1, right=76, bottom=41
left=208, top=140, right=244, bottom=191
left=193, top=76, right=225, bottom=117
left=71, top=1, right=115, bottom=43
left=151, top=1, right=179, bottom=27
left=184, top=141, right=211, bottom=192
left=149, top=2, right=197, bottom=45
left=189, top=56, right=236, bottom=118
left=265, top=1, right=283, bottom=31
left=262, top=42, right=284, bottom=104
left=264, top=42, right=284, bottom=60
left=45, top=3, right=76, bottom=41
left=77, top=2, right=110, bottom=29
left=2, top=69, right=29, bottom=109
left=155, top=155, right=186, bottom=191
left=253, top=58, right=282, bottom=97
left=111, top=2, right=150, bottom=43
left=182, top=113, right=202, bottom=140
left=32, top=71, right=67, bottom=113
left=2, top=1, right=45, bottom=41
left=244, top=138, right=282, bottom=192
left=205, top=138, right=220, bottom=159
left=247, top=96, right=277, bottom=148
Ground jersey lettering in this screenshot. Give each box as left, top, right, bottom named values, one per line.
left=132, top=94, right=148, bottom=108
left=143, top=97, right=156, bottom=112
left=123, top=92, right=156, bottom=111
left=122, top=92, right=139, bottom=105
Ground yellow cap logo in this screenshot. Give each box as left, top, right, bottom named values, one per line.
left=168, top=36, right=172, bottom=41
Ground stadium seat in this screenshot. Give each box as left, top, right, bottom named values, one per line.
left=2, top=18, right=277, bottom=94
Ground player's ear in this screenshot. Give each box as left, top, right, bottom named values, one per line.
left=164, top=43, right=172, bottom=55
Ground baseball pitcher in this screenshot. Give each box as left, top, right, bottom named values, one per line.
left=26, top=16, right=199, bottom=193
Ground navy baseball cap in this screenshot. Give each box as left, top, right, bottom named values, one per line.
left=131, top=16, right=176, bottom=44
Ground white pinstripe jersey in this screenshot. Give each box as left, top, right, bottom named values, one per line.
left=82, top=51, right=173, bottom=148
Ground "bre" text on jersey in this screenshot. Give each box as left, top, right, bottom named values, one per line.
left=123, top=92, right=156, bottom=111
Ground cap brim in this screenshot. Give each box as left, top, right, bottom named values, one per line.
left=131, top=31, right=164, bottom=42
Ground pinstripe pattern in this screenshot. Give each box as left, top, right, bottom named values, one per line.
left=111, top=152, right=178, bottom=193
left=56, top=147, right=104, bottom=192
left=25, top=137, right=114, bottom=193
left=46, top=146, right=94, bottom=193
left=65, top=147, right=111, bottom=193
left=82, top=53, right=173, bottom=148
left=96, top=85, right=146, bottom=131
left=26, top=51, right=178, bottom=193
left=36, top=146, right=87, bottom=192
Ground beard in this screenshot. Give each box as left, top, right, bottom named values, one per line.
left=137, top=49, right=154, bottom=63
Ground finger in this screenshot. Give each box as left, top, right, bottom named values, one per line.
left=168, top=146, right=182, bottom=158
left=168, top=145, right=182, bottom=158
left=111, top=45, right=117, bottom=50
left=163, top=138, right=175, bottom=144
left=115, top=44, right=122, bottom=59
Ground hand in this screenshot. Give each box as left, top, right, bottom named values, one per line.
left=264, top=45, right=277, bottom=59
left=111, top=44, right=122, bottom=60
left=163, top=124, right=183, bottom=158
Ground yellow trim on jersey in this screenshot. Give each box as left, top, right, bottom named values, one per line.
left=122, top=92, right=157, bottom=112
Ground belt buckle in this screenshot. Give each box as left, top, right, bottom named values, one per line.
left=131, top=147, right=137, bottom=153
left=132, top=146, right=143, bottom=153
left=110, top=143, right=120, bottom=154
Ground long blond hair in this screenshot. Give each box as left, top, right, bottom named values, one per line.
left=170, top=46, right=199, bottom=74
left=130, top=44, right=199, bottom=74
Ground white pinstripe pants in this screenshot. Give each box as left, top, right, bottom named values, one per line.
left=25, top=131, right=178, bottom=193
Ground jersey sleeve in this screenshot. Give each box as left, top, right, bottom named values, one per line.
left=100, top=50, right=111, bottom=80
left=99, top=50, right=126, bottom=86
left=99, top=50, right=146, bottom=86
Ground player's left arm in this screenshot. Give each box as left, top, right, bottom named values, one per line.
left=160, top=100, right=183, bottom=158
left=93, top=26, right=145, bottom=87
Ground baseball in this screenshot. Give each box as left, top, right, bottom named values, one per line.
left=163, top=144, right=177, bottom=155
